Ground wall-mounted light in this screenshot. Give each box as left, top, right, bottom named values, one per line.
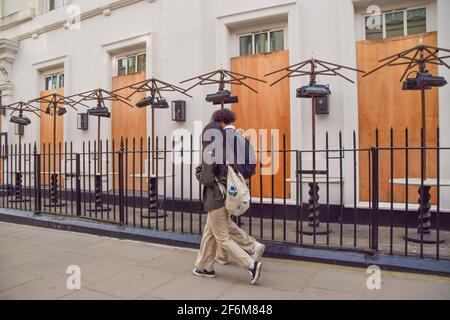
left=14, top=124, right=24, bottom=136
left=172, top=100, right=186, bottom=122
left=315, top=97, right=330, bottom=115
left=77, top=113, right=89, bottom=130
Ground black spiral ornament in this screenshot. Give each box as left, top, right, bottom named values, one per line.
left=15, top=172, right=23, bottom=200
left=308, top=183, right=320, bottom=228
left=417, top=186, right=432, bottom=235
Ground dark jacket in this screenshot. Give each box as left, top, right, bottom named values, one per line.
left=195, top=163, right=227, bottom=212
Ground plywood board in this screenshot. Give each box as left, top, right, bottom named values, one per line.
left=112, top=72, right=147, bottom=191
left=231, top=50, right=291, bottom=199
left=357, top=32, right=439, bottom=203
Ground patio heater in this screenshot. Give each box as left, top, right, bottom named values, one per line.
left=113, top=78, right=192, bottom=175
left=4, top=101, right=40, bottom=203
left=180, top=67, right=266, bottom=110
left=28, top=93, right=80, bottom=208
left=68, top=88, right=134, bottom=213
left=113, top=78, right=192, bottom=219
left=266, top=58, right=364, bottom=236
left=363, top=38, right=450, bottom=244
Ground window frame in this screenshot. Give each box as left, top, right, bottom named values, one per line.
left=363, top=5, right=427, bottom=41
left=44, top=71, right=65, bottom=91
left=116, top=51, right=146, bottom=76
left=238, top=28, right=286, bottom=57
left=45, top=0, right=66, bottom=13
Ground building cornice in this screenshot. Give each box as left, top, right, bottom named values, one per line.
left=13, top=0, right=144, bottom=42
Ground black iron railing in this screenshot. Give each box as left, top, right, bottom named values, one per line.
left=0, top=130, right=449, bottom=262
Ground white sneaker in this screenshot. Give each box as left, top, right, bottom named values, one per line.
left=248, top=261, right=262, bottom=285
left=252, top=242, right=265, bottom=262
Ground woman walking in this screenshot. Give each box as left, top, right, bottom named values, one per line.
left=193, top=122, right=262, bottom=285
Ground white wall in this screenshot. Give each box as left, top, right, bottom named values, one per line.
left=1, top=0, right=33, bottom=17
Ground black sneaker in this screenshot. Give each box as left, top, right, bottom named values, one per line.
left=192, top=268, right=216, bottom=278
left=248, top=261, right=262, bottom=285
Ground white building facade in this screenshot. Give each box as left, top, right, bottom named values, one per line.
left=0, top=0, right=449, bottom=209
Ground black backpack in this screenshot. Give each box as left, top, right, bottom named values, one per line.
left=225, top=129, right=257, bottom=180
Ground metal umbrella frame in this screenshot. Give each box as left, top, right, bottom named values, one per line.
left=266, top=58, right=364, bottom=237
left=3, top=101, right=41, bottom=203
left=28, top=93, right=80, bottom=208
left=180, top=67, right=267, bottom=110
left=113, top=78, right=193, bottom=220
left=363, top=39, right=450, bottom=244
left=66, top=88, right=134, bottom=214
left=67, top=88, right=134, bottom=169
left=113, top=78, right=192, bottom=175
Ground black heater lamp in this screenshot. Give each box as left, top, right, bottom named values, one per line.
left=57, top=107, right=67, bottom=116
left=87, top=104, right=111, bottom=118
left=154, top=97, right=170, bottom=109
left=402, top=71, right=447, bottom=91
left=10, top=115, right=31, bottom=126
left=296, top=83, right=331, bottom=99
left=206, top=89, right=239, bottom=105
left=136, top=96, right=154, bottom=108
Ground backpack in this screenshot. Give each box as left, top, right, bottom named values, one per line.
left=217, top=165, right=251, bottom=217
left=225, top=130, right=256, bottom=180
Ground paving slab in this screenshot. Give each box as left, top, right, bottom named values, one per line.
left=58, top=288, right=121, bottom=300
left=0, top=273, right=77, bottom=300
left=88, top=266, right=180, bottom=299
left=150, top=272, right=239, bottom=300
left=0, top=268, right=40, bottom=292
left=1, top=222, right=449, bottom=300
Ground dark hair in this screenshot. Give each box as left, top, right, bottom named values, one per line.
left=212, top=109, right=236, bottom=125
left=202, top=122, right=227, bottom=178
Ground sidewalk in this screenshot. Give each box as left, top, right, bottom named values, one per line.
left=0, top=222, right=449, bottom=300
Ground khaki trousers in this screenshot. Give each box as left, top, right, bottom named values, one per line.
left=195, top=207, right=254, bottom=271
left=215, top=218, right=255, bottom=263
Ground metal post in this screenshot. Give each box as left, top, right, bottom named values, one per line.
left=34, top=145, right=42, bottom=215
left=371, top=147, right=379, bottom=252
left=75, top=153, right=81, bottom=216
left=118, top=141, right=125, bottom=225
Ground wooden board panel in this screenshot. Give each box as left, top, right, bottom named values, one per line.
left=111, top=72, right=147, bottom=191
left=231, top=50, right=291, bottom=199
left=357, top=32, right=439, bottom=203
left=40, top=88, right=64, bottom=149
left=40, top=88, right=64, bottom=186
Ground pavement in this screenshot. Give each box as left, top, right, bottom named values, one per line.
left=0, top=222, right=449, bottom=300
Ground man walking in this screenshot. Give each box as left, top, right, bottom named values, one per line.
left=211, top=109, right=265, bottom=266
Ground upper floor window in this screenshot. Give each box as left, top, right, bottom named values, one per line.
left=365, top=7, right=426, bottom=41
left=48, top=0, right=65, bottom=12
left=239, top=29, right=285, bottom=56
left=117, top=52, right=146, bottom=76
left=44, top=72, right=64, bottom=90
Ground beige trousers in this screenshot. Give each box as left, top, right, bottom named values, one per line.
left=195, top=207, right=254, bottom=271
left=215, top=218, right=255, bottom=263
